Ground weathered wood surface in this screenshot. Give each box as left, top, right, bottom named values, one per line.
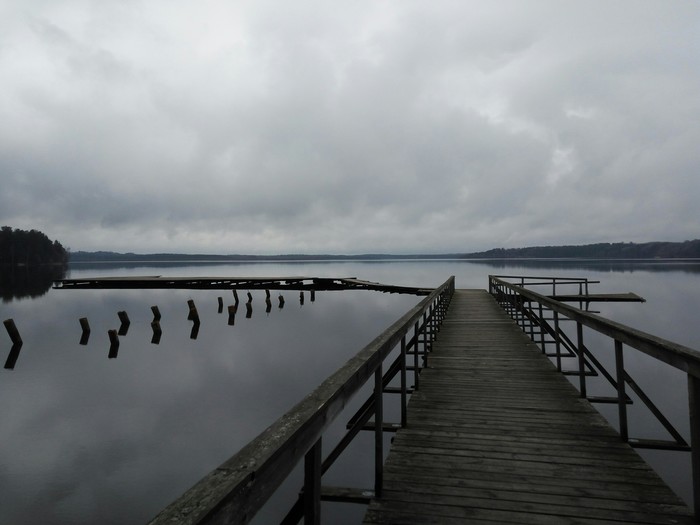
left=54, top=276, right=432, bottom=295
left=550, top=292, right=646, bottom=303
left=364, top=289, right=693, bottom=524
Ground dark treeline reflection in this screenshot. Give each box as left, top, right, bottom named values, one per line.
left=0, top=264, right=67, bottom=302
left=470, top=258, right=700, bottom=275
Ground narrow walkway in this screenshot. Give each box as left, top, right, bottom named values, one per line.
left=364, top=289, right=694, bottom=524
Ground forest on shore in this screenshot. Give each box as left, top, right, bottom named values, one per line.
left=466, top=240, right=700, bottom=259
left=68, top=239, right=700, bottom=262
left=0, top=226, right=69, bottom=266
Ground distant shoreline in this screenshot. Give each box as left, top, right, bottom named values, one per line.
left=69, top=240, right=700, bottom=262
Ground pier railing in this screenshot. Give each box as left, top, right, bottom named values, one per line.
left=148, top=276, right=455, bottom=525
left=489, top=275, right=700, bottom=514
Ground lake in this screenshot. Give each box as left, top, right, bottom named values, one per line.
left=1, top=259, right=699, bottom=524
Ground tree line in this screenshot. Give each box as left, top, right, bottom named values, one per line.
left=466, top=240, right=700, bottom=259
left=0, top=226, right=69, bottom=266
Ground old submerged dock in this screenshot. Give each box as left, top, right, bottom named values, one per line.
left=143, top=275, right=700, bottom=524
left=364, top=289, right=693, bottom=524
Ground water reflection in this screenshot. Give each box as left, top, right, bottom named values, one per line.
left=0, top=274, right=419, bottom=525
left=0, top=260, right=699, bottom=524
left=0, top=264, right=67, bottom=302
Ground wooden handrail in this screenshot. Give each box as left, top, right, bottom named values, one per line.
left=490, top=275, right=700, bottom=377
left=148, top=276, right=455, bottom=525
left=490, top=274, right=700, bottom=515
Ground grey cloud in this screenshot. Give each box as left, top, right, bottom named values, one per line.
left=1, top=0, right=699, bottom=253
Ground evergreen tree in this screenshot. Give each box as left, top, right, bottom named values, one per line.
left=0, top=226, right=68, bottom=266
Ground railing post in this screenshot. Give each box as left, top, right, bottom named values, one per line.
left=413, top=321, right=420, bottom=390
left=553, top=311, right=562, bottom=372
left=400, top=335, right=407, bottom=428
left=422, top=312, right=429, bottom=367
left=303, top=438, right=322, bottom=525
left=374, top=363, right=383, bottom=497
left=688, top=374, right=700, bottom=518
left=538, top=303, right=545, bottom=352
left=614, top=340, right=628, bottom=441
left=577, top=322, right=587, bottom=398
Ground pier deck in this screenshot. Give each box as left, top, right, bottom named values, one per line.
left=363, top=289, right=693, bottom=524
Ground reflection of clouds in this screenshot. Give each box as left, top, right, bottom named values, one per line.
left=0, top=275, right=418, bottom=524
left=3, top=260, right=699, bottom=522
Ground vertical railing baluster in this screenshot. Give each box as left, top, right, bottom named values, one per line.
left=303, top=438, right=322, bottom=525
left=577, top=322, right=587, bottom=398
left=400, top=336, right=407, bottom=428
left=614, top=340, right=628, bottom=441
left=554, top=311, right=562, bottom=372
left=422, top=312, right=429, bottom=367
left=374, top=363, right=383, bottom=497
left=538, top=303, right=545, bottom=352
left=688, top=374, right=700, bottom=519
left=413, top=321, right=420, bottom=390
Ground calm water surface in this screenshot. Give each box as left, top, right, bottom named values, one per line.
left=1, top=260, right=700, bottom=523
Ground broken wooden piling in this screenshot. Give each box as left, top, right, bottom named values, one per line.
left=151, top=305, right=161, bottom=321
left=228, top=305, right=237, bottom=326
left=151, top=320, right=162, bottom=345
left=3, top=319, right=22, bottom=346
left=117, top=311, right=130, bottom=336
left=108, top=329, right=119, bottom=358
left=79, top=317, right=91, bottom=345
left=187, top=300, right=199, bottom=322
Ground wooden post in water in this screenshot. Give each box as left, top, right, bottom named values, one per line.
left=151, top=320, right=162, bottom=345
left=228, top=305, right=237, bottom=325
left=233, top=290, right=239, bottom=305
left=218, top=297, right=224, bottom=313
left=151, top=305, right=161, bottom=321
left=79, top=317, right=91, bottom=345
left=187, top=300, right=199, bottom=322
left=310, top=290, right=315, bottom=302
left=4, top=343, right=22, bottom=369
left=3, top=319, right=22, bottom=346
left=278, top=294, right=285, bottom=308
left=108, top=329, right=119, bottom=358
left=118, top=311, right=130, bottom=336
left=299, top=291, right=305, bottom=305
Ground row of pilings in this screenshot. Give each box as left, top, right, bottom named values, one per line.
left=3, top=289, right=316, bottom=367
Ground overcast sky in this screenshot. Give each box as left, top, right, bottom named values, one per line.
left=1, top=1, right=699, bottom=254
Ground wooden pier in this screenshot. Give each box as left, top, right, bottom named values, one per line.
left=146, top=276, right=700, bottom=524
left=364, top=289, right=693, bottom=524
left=54, top=276, right=432, bottom=295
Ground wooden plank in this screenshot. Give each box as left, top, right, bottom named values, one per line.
left=550, top=292, right=646, bottom=302
left=364, top=289, right=694, bottom=524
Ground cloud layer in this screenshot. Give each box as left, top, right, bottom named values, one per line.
left=2, top=1, right=699, bottom=253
